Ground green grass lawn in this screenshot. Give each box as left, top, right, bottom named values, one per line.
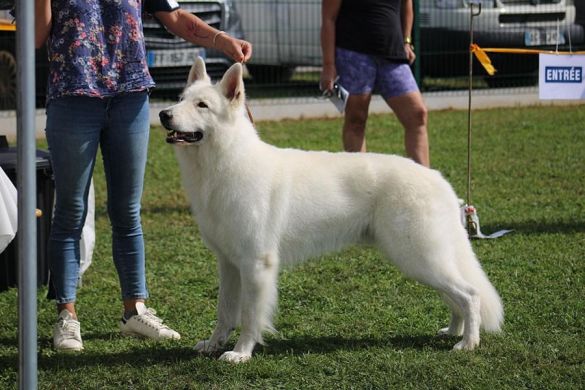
left=1, top=104, right=584, bottom=389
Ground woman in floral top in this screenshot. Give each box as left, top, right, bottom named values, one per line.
left=35, top=0, right=252, bottom=352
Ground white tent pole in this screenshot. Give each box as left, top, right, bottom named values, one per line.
left=16, top=0, right=38, bottom=388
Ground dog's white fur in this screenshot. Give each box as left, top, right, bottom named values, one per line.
left=159, top=58, right=503, bottom=363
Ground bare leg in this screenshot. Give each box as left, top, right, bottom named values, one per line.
left=123, top=298, right=145, bottom=314
left=57, top=303, right=77, bottom=319
left=342, top=93, right=372, bottom=152
left=385, top=91, right=430, bottom=167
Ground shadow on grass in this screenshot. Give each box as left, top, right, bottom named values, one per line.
left=0, top=335, right=17, bottom=348
left=480, top=219, right=585, bottom=236
left=0, top=333, right=457, bottom=371
left=50, top=346, right=198, bottom=369
left=0, top=345, right=198, bottom=372
left=261, top=333, right=456, bottom=358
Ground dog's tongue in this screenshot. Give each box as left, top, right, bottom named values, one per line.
left=166, top=130, right=203, bottom=144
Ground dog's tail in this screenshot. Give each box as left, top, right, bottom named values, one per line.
left=458, top=241, right=504, bottom=332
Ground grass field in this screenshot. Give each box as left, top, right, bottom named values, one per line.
left=1, top=104, right=584, bottom=389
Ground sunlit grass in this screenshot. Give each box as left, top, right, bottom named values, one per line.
left=0, top=104, right=583, bottom=388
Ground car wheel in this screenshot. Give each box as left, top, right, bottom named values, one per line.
left=0, top=49, right=17, bottom=110
left=247, top=64, right=295, bottom=84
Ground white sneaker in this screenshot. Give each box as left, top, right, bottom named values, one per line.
left=119, top=302, right=180, bottom=340
left=53, top=309, right=83, bottom=352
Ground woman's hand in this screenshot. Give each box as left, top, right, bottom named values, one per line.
left=215, top=33, right=253, bottom=63
left=404, top=43, right=416, bottom=65
left=320, top=63, right=337, bottom=94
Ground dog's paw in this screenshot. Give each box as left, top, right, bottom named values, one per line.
left=437, top=326, right=463, bottom=337
left=452, top=338, right=479, bottom=351
left=218, top=351, right=251, bottom=364
left=194, top=339, right=222, bottom=354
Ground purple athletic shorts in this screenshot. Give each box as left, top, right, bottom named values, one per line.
left=335, top=47, right=419, bottom=99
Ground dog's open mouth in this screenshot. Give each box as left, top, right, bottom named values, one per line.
left=166, top=130, right=204, bottom=144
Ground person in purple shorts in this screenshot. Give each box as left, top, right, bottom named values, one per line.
left=35, top=0, right=252, bottom=352
left=320, top=0, right=430, bottom=167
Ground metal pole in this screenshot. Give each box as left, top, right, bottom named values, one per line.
left=413, top=0, right=420, bottom=84
left=16, top=0, right=38, bottom=388
left=466, top=3, right=480, bottom=207
left=466, top=1, right=482, bottom=237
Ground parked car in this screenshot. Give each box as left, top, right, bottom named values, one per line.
left=0, top=0, right=244, bottom=109
left=0, top=11, right=16, bottom=110
left=236, top=0, right=321, bottom=83
left=235, top=0, right=584, bottom=86
left=0, top=10, right=48, bottom=110
left=419, top=0, right=584, bottom=86
left=576, top=0, right=585, bottom=40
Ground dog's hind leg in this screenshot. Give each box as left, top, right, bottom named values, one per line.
left=196, top=258, right=241, bottom=354
left=406, top=264, right=480, bottom=350
left=219, top=252, right=279, bottom=363
left=437, top=292, right=464, bottom=337
left=402, top=252, right=480, bottom=350
left=436, top=281, right=480, bottom=350
left=377, top=239, right=481, bottom=350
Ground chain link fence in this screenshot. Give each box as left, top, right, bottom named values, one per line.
left=1, top=1, right=584, bottom=111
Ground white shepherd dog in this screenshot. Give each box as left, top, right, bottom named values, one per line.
left=159, top=57, right=503, bottom=363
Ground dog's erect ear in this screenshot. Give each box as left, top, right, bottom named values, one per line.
left=219, top=62, right=245, bottom=105
left=187, top=57, right=210, bottom=85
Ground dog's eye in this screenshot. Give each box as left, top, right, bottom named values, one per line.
left=197, top=101, right=208, bottom=108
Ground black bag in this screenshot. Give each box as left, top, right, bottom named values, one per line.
left=0, top=0, right=14, bottom=11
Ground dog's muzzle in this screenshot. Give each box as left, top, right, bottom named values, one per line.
left=159, top=110, right=204, bottom=144
left=165, top=129, right=204, bottom=144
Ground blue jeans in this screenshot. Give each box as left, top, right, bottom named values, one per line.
left=46, top=92, right=150, bottom=304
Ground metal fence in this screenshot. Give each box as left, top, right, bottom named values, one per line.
left=1, top=1, right=584, bottom=111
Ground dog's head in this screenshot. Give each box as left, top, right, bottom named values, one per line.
left=159, top=57, right=246, bottom=146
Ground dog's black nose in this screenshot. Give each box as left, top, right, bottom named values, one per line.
left=159, top=110, right=172, bottom=128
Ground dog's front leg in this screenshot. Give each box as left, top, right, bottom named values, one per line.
left=219, top=254, right=279, bottom=363
left=195, top=258, right=241, bottom=354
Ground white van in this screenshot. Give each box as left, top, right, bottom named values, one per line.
left=236, top=0, right=321, bottom=82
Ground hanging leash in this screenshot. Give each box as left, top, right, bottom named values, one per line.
left=245, top=102, right=254, bottom=125
left=240, top=60, right=255, bottom=125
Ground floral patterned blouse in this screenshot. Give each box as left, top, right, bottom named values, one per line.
left=46, top=0, right=155, bottom=102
